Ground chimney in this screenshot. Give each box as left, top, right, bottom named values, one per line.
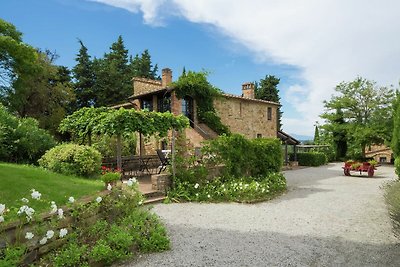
left=162, top=68, right=172, bottom=88
left=242, top=82, right=255, bottom=99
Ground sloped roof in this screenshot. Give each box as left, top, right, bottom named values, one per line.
left=277, top=130, right=300, bottom=145
left=222, top=93, right=280, bottom=106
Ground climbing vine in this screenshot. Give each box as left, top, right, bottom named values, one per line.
left=59, top=107, right=189, bottom=169
left=173, top=70, right=230, bottom=135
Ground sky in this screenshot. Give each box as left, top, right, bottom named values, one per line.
left=2, top=0, right=400, bottom=137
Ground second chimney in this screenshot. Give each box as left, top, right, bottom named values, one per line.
left=242, top=82, right=255, bottom=99
left=162, top=68, right=172, bottom=88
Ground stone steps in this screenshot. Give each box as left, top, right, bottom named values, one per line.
left=143, top=189, right=166, bottom=205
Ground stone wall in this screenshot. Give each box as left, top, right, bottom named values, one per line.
left=214, top=95, right=278, bottom=139
left=133, top=78, right=162, bottom=96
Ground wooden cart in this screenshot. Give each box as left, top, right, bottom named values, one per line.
left=342, top=161, right=377, bottom=177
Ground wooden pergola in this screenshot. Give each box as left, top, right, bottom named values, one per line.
left=277, top=130, right=301, bottom=165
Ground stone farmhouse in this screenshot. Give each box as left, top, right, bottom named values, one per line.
left=365, top=144, right=394, bottom=164
left=116, top=68, right=280, bottom=154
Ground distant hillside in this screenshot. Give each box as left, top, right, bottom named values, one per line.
left=290, top=133, right=313, bottom=142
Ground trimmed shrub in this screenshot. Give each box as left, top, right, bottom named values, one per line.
left=290, top=152, right=327, bottom=166
left=39, top=143, right=102, bottom=178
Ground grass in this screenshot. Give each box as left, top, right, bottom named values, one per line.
left=0, top=162, right=103, bottom=218
left=385, top=179, right=400, bottom=237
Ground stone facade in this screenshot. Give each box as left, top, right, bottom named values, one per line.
left=365, top=144, right=393, bottom=163
left=214, top=94, right=278, bottom=139
left=128, top=68, right=279, bottom=154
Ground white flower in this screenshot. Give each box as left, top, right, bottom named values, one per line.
left=127, top=177, right=137, bottom=187
left=25, top=232, right=34, bottom=240
left=21, top=198, right=29, bottom=203
left=138, top=200, right=143, bottom=205
left=17, top=205, right=28, bottom=215
left=50, top=201, right=57, bottom=214
left=194, top=183, right=199, bottom=189
left=0, top=216, right=4, bottom=223
left=107, top=183, right=112, bottom=191
left=57, top=208, right=64, bottom=219
left=31, top=189, right=41, bottom=200
left=25, top=207, right=35, bottom=217
left=68, top=197, right=75, bottom=203
left=207, top=194, right=211, bottom=198
left=39, top=237, right=47, bottom=245
left=96, top=196, right=102, bottom=203
left=195, top=193, right=199, bottom=197
left=46, top=230, right=54, bottom=239
left=18, top=205, right=34, bottom=221
left=0, top=204, right=5, bottom=215
left=59, top=228, right=68, bottom=238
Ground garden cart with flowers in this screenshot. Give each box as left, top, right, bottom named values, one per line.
left=342, top=161, right=378, bottom=177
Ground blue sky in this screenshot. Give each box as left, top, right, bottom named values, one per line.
left=2, top=0, right=399, bottom=137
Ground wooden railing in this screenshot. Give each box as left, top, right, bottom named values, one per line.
left=102, top=155, right=162, bottom=178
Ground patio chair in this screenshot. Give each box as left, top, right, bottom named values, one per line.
left=156, top=149, right=170, bottom=174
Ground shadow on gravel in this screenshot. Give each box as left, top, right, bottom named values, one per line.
left=278, top=186, right=334, bottom=201
left=127, top=225, right=400, bottom=267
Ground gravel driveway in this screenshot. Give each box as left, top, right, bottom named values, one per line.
left=121, top=163, right=400, bottom=266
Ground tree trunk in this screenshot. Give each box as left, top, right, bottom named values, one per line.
left=361, top=143, right=366, bottom=159
left=116, top=134, right=122, bottom=171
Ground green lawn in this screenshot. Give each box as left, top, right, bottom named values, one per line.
left=0, top=162, right=103, bottom=218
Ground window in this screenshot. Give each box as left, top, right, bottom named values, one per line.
left=267, top=107, right=272, bottom=120
left=141, top=98, right=153, bottom=111
left=379, top=157, right=387, bottom=163
left=257, top=134, right=262, bottom=138
left=157, top=93, right=171, bottom=112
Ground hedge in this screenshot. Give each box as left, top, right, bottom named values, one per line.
left=203, top=134, right=282, bottom=177
left=290, top=152, right=327, bottom=166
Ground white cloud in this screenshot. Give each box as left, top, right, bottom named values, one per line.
left=89, top=0, right=166, bottom=25
left=87, top=0, right=400, bottom=135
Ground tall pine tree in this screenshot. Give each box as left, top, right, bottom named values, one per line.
left=72, top=40, right=95, bottom=108
left=94, top=35, right=131, bottom=106
left=255, top=75, right=282, bottom=130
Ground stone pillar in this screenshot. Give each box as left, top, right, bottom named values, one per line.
left=171, top=92, right=181, bottom=116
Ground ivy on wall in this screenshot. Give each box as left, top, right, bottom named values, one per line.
left=172, top=70, right=230, bottom=135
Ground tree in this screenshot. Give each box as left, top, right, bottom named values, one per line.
left=0, top=18, right=37, bottom=99
left=254, top=75, right=282, bottom=130
left=313, top=123, right=320, bottom=144
left=321, top=77, right=394, bottom=158
left=93, top=36, right=131, bottom=106
left=72, top=40, right=95, bottom=108
left=7, top=50, right=75, bottom=136
left=321, top=108, right=348, bottom=160
left=391, top=90, right=400, bottom=157
left=129, top=49, right=159, bottom=80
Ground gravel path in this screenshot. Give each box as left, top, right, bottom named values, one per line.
left=121, top=163, right=400, bottom=266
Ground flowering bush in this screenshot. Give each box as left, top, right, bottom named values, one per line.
left=38, top=143, right=102, bottom=178
left=167, top=173, right=286, bottom=203
left=1, top=178, right=170, bottom=266
left=100, top=166, right=121, bottom=184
